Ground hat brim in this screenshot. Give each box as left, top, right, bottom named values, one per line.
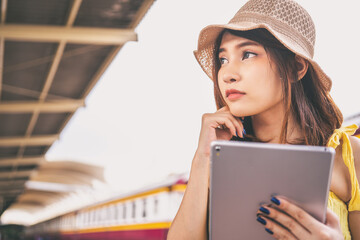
left=194, top=22, right=331, bottom=91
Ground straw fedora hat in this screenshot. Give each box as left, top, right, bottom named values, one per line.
left=194, top=0, right=332, bottom=91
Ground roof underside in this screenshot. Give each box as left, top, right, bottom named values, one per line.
left=0, top=0, right=154, bottom=216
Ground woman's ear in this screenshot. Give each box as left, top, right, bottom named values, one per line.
left=295, top=55, right=309, bottom=80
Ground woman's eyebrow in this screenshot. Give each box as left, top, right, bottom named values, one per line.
left=218, top=41, right=260, bottom=53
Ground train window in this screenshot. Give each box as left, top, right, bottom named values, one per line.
left=85, top=212, right=89, bottom=226
left=108, top=205, right=113, bottom=222
left=143, top=199, right=147, bottom=218
left=117, top=203, right=123, bottom=222
left=88, top=211, right=91, bottom=225
left=92, top=210, right=96, bottom=225
left=82, top=212, right=86, bottom=227
left=92, top=210, right=96, bottom=224
left=109, top=207, right=112, bottom=223
left=113, top=205, right=118, bottom=220
left=123, top=204, right=126, bottom=219
left=102, top=207, right=107, bottom=224
left=154, top=197, right=158, bottom=215
left=100, top=207, right=104, bottom=224
left=98, top=207, right=104, bottom=223
left=132, top=201, right=136, bottom=219
left=97, top=209, right=102, bottom=223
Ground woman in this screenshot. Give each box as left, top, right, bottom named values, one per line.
left=167, top=0, right=360, bottom=239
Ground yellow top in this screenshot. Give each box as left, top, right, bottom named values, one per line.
left=327, top=124, right=360, bottom=240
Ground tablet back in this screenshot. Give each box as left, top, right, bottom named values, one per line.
left=209, top=141, right=335, bottom=240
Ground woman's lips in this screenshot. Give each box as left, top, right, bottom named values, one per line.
left=226, top=89, right=245, bottom=100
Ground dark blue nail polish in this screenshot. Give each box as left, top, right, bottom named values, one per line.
left=265, top=228, right=273, bottom=235
left=271, top=197, right=280, bottom=206
left=259, top=207, right=270, bottom=215
left=256, top=216, right=266, bottom=225
left=242, top=128, right=246, bottom=135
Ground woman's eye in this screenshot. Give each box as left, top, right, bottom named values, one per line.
left=242, top=52, right=256, bottom=60
left=219, top=57, right=228, bottom=65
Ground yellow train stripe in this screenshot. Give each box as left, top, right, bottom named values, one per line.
left=60, top=184, right=187, bottom=221
left=171, top=184, right=187, bottom=192
left=61, top=222, right=172, bottom=234
left=85, top=187, right=170, bottom=211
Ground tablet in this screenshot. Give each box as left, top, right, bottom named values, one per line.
left=209, top=140, right=335, bottom=240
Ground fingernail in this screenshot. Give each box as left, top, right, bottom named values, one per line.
left=256, top=216, right=266, bottom=225
left=236, top=131, right=239, bottom=138
left=265, top=228, right=273, bottom=235
left=242, top=128, right=246, bottom=135
left=259, top=207, right=270, bottom=215
left=271, top=197, right=280, bottom=206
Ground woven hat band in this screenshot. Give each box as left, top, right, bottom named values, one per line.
left=230, top=12, right=314, bottom=58
left=233, top=0, right=316, bottom=47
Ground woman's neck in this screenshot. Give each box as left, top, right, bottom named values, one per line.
left=251, top=107, right=302, bottom=144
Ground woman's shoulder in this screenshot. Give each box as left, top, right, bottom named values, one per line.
left=349, top=136, right=360, bottom=179
left=349, top=135, right=360, bottom=153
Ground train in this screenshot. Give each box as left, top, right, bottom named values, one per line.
left=24, top=177, right=187, bottom=240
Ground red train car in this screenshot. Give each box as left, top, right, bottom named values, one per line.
left=24, top=177, right=187, bottom=240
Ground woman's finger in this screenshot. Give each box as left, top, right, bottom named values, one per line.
left=230, top=115, right=244, bottom=137
left=257, top=215, right=297, bottom=240
left=216, top=118, right=237, bottom=137
left=216, top=107, right=244, bottom=137
left=222, top=115, right=243, bottom=137
left=258, top=205, right=311, bottom=238
left=270, top=196, right=322, bottom=232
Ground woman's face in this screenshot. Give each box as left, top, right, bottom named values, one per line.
left=217, top=31, right=284, bottom=118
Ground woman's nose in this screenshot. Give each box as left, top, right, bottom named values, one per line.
left=221, top=68, right=240, bottom=84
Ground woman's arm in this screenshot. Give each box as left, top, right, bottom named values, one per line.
left=349, top=136, right=360, bottom=240
left=167, top=152, right=210, bottom=240
left=167, top=107, right=244, bottom=240
left=349, top=212, right=360, bottom=240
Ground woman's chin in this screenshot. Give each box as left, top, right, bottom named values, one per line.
left=229, top=109, right=246, bottom=118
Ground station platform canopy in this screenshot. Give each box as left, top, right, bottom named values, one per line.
left=0, top=0, right=155, bottom=222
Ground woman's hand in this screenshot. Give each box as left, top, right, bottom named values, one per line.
left=196, top=106, right=244, bottom=158
left=256, top=196, right=344, bottom=239
left=168, top=107, right=244, bottom=240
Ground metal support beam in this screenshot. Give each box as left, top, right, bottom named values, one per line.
left=0, top=38, right=4, bottom=99
left=25, top=181, right=90, bottom=193
left=0, top=25, right=137, bottom=44
left=0, top=0, right=5, bottom=99
left=67, top=0, right=83, bottom=26
left=0, top=99, right=84, bottom=113
left=0, top=180, right=26, bottom=187
left=39, top=42, right=66, bottom=100
left=0, top=170, right=34, bottom=178
left=0, top=189, right=23, bottom=195
left=0, top=135, right=58, bottom=147
left=1, top=0, right=7, bottom=24
left=0, top=157, right=45, bottom=166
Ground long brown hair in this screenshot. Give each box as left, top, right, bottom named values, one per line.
left=213, top=28, right=343, bottom=146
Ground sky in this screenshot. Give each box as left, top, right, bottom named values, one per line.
left=46, top=0, right=360, bottom=193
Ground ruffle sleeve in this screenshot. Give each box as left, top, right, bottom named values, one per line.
left=327, top=124, right=360, bottom=211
